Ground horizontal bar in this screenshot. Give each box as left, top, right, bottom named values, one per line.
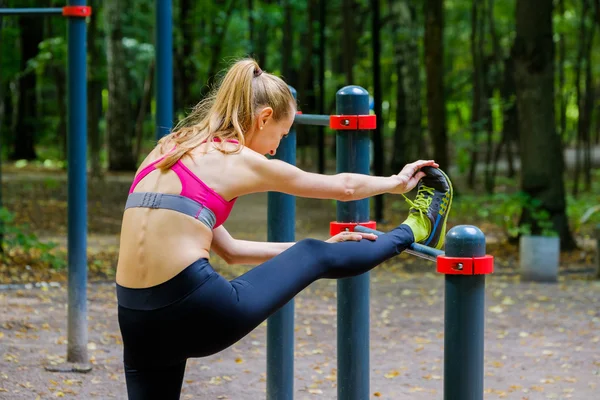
left=354, top=225, right=444, bottom=262
left=0, top=8, right=63, bottom=15
left=294, top=113, right=330, bottom=126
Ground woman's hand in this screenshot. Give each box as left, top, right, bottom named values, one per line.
left=390, top=160, right=439, bottom=195
left=325, top=231, right=378, bottom=243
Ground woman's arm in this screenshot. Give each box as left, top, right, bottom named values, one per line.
left=211, top=226, right=379, bottom=265
left=238, top=149, right=438, bottom=201
left=211, top=226, right=295, bottom=265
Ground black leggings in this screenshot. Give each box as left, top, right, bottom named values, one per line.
left=117, top=224, right=414, bottom=399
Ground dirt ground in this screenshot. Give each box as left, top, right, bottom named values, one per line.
left=2, top=272, right=599, bottom=399
left=1, top=172, right=599, bottom=399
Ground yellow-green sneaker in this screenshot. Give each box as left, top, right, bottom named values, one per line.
left=401, top=167, right=453, bottom=250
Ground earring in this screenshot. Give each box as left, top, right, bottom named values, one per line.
left=260, top=127, right=263, bottom=130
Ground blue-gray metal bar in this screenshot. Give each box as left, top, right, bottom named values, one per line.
left=336, top=86, right=371, bottom=400
left=155, top=0, right=173, bottom=139
left=294, top=113, right=330, bottom=126
left=0, top=8, right=63, bottom=15
left=443, top=226, right=486, bottom=400
left=266, top=87, right=297, bottom=400
left=354, top=225, right=444, bottom=262
left=66, top=0, right=88, bottom=364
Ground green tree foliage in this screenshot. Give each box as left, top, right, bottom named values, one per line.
left=0, top=0, right=598, bottom=241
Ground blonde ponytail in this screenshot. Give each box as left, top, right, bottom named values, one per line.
left=156, top=58, right=295, bottom=170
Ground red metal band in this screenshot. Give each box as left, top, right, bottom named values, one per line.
left=62, top=6, right=92, bottom=17
left=436, top=255, right=494, bottom=275
left=329, top=115, right=377, bottom=130
left=330, top=221, right=377, bottom=236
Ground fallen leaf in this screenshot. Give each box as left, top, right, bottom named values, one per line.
left=384, top=370, right=400, bottom=379
left=489, top=305, right=504, bottom=314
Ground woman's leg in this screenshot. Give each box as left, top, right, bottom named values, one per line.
left=191, top=223, right=414, bottom=356
left=123, top=361, right=187, bottom=400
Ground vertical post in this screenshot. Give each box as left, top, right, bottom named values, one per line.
left=266, top=87, right=297, bottom=400
left=66, top=0, right=89, bottom=366
left=155, top=0, right=173, bottom=140
left=336, top=86, right=371, bottom=400
left=443, top=226, right=487, bottom=400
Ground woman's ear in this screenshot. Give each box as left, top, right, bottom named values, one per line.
left=258, top=107, right=274, bottom=128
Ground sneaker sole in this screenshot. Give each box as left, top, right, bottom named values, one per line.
left=426, top=168, right=454, bottom=250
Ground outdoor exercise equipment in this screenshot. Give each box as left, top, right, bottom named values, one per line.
left=0, top=2, right=91, bottom=372
left=1, top=4, right=495, bottom=398
left=267, top=84, right=494, bottom=400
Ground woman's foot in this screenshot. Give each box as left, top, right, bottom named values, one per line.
left=401, top=167, right=453, bottom=250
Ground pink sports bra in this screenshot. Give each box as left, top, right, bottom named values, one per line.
left=125, top=139, right=238, bottom=229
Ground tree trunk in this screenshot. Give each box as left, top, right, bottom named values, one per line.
left=512, top=0, right=576, bottom=249
left=105, top=0, right=137, bottom=171
left=177, top=0, right=195, bottom=111
left=572, top=0, right=595, bottom=196
left=403, top=2, right=423, bottom=162
left=282, top=1, right=293, bottom=80
left=248, top=0, right=254, bottom=55
left=390, top=1, right=421, bottom=173
left=201, top=0, right=238, bottom=98
left=296, top=0, right=317, bottom=167
left=11, top=15, right=43, bottom=160
left=87, top=0, right=103, bottom=178
left=500, top=56, right=518, bottom=178
left=371, top=0, right=384, bottom=221
left=54, top=68, right=67, bottom=160
left=557, top=0, right=567, bottom=143
left=483, top=56, right=495, bottom=195
left=582, top=2, right=595, bottom=191
left=317, top=0, right=326, bottom=174
left=342, top=0, right=355, bottom=83
left=255, top=0, right=270, bottom=68
left=391, top=37, right=408, bottom=173
left=424, top=0, right=448, bottom=170
left=484, top=0, right=502, bottom=194
left=134, top=59, right=155, bottom=163
left=468, top=0, right=484, bottom=189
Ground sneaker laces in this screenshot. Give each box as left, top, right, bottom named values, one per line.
left=402, top=186, right=435, bottom=218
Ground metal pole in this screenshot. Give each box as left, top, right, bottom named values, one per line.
left=354, top=225, right=444, bottom=262
left=0, top=8, right=63, bottom=15
left=155, top=0, right=173, bottom=139
left=266, top=87, right=297, bottom=400
left=294, top=113, right=330, bottom=126
left=336, top=86, right=371, bottom=400
left=443, top=226, right=487, bottom=400
left=66, top=0, right=89, bottom=367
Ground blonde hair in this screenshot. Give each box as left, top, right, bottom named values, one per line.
left=156, top=58, right=296, bottom=170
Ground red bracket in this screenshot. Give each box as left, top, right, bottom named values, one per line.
left=329, top=115, right=376, bottom=130
left=62, top=6, right=92, bottom=17
left=436, top=255, right=494, bottom=275
left=330, top=221, right=377, bottom=236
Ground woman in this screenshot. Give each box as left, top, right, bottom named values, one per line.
left=116, top=58, right=453, bottom=399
